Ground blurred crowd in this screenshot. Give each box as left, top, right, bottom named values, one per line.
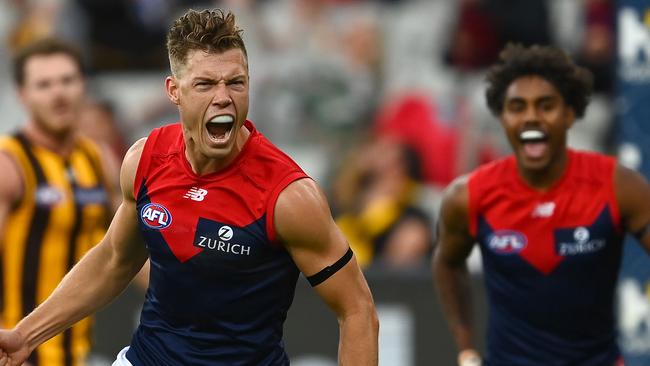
left=0, top=0, right=617, bottom=270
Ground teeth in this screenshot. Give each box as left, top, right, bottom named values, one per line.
left=520, top=130, right=546, bottom=141
left=209, top=115, right=234, bottom=124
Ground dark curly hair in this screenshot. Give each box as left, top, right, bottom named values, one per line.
left=166, top=9, right=247, bottom=76
left=485, top=44, right=593, bottom=118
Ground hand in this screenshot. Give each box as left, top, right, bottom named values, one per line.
left=458, top=349, right=482, bottom=366
left=0, top=329, right=31, bottom=366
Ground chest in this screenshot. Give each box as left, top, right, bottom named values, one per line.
left=136, top=178, right=276, bottom=270
left=27, top=152, right=109, bottom=234
left=475, top=186, right=622, bottom=275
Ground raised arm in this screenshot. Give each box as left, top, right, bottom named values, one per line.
left=432, top=176, right=482, bottom=366
left=0, top=138, right=149, bottom=366
left=274, top=178, right=379, bottom=366
left=615, top=164, right=650, bottom=252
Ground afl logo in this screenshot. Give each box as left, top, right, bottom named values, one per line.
left=140, top=203, right=172, bottom=229
left=488, top=230, right=527, bottom=254
left=218, top=226, right=234, bottom=241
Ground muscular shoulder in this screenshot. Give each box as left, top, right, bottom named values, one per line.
left=274, top=178, right=332, bottom=249
left=440, top=175, right=470, bottom=220
left=614, top=163, right=646, bottom=191
left=436, top=175, right=474, bottom=244
left=120, top=138, right=147, bottom=201
left=435, top=175, right=475, bottom=264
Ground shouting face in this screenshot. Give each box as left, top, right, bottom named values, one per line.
left=166, top=48, right=250, bottom=172
left=500, top=76, right=576, bottom=175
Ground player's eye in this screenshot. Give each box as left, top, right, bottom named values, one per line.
left=507, top=101, right=525, bottom=113
left=61, top=75, right=77, bottom=86
left=35, top=80, right=51, bottom=89
left=194, top=81, right=212, bottom=90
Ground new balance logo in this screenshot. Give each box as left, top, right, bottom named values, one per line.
left=532, top=202, right=555, bottom=218
left=184, top=187, right=208, bottom=201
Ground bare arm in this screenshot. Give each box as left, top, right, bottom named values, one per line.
left=432, top=176, right=481, bottom=364
left=275, top=179, right=379, bottom=366
left=0, top=138, right=149, bottom=365
left=0, top=153, right=24, bottom=327
left=615, top=164, right=650, bottom=252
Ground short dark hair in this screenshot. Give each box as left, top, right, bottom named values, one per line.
left=166, top=9, right=247, bottom=76
left=12, top=37, right=85, bottom=86
left=485, top=44, right=593, bottom=118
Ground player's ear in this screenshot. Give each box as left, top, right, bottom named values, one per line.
left=165, top=76, right=180, bottom=105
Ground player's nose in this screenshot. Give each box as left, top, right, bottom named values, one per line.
left=211, top=84, right=232, bottom=108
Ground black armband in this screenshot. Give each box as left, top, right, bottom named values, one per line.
left=306, top=248, right=353, bottom=287
left=633, top=221, right=650, bottom=241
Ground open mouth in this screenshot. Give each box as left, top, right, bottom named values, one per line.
left=206, top=115, right=234, bottom=142
left=519, top=130, right=549, bottom=160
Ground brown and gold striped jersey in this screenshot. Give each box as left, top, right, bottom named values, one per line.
left=0, top=132, right=111, bottom=366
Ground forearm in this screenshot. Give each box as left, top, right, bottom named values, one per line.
left=434, top=261, right=475, bottom=351
left=338, top=306, right=379, bottom=366
left=16, top=241, right=143, bottom=352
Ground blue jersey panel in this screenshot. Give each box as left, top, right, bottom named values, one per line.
left=478, top=207, right=623, bottom=365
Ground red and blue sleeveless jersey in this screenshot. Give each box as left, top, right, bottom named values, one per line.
left=126, top=121, right=309, bottom=365
left=468, top=150, right=624, bottom=366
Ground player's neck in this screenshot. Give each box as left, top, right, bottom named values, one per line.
left=517, top=150, right=569, bottom=192
left=22, top=121, right=76, bottom=157
left=185, top=125, right=251, bottom=176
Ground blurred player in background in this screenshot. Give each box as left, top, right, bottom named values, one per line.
left=434, top=44, right=650, bottom=366
left=0, top=9, right=378, bottom=366
left=0, top=38, right=117, bottom=366
left=334, top=137, right=433, bottom=269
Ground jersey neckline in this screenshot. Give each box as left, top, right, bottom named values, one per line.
left=510, top=149, right=575, bottom=197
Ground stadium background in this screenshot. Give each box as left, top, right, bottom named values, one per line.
left=0, top=0, right=649, bottom=364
